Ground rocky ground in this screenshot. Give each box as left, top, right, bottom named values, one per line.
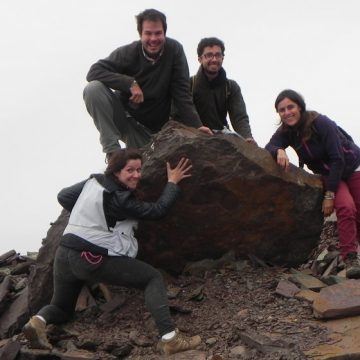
left=60, top=260, right=328, bottom=360
left=1, top=221, right=344, bottom=359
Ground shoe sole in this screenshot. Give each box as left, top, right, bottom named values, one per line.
left=22, top=323, right=52, bottom=350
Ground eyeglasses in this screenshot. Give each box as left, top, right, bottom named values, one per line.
left=202, top=52, right=224, bottom=60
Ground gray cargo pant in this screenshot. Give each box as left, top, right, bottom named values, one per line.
left=37, top=246, right=175, bottom=336
left=83, top=80, right=153, bottom=153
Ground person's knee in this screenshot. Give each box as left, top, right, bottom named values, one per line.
left=149, top=268, right=164, bottom=285
left=83, top=80, right=108, bottom=102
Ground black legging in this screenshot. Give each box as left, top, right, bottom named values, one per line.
left=37, top=246, right=174, bottom=336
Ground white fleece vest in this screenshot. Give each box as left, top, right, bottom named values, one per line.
left=63, top=178, right=138, bottom=257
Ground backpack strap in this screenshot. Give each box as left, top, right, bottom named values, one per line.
left=225, top=80, right=231, bottom=111
left=225, top=80, right=231, bottom=98
left=190, top=75, right=196, bottom=95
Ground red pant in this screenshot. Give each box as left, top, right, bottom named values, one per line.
left=326, top=171, right=360, bottom=258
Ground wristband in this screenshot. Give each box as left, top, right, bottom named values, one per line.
left=324, top=191, right=335, bottom=200
left=130, top=80, right=137, bottom=89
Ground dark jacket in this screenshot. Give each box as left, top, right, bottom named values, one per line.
left=86, top=38, right=202, bottom=132
left=58, top=174, right=181, bottom=254
left=189, top=66, right=252, bottom=138
left=265, top=112, right=360, bottom=192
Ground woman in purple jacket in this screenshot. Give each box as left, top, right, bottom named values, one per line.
left=265, top=89, right=360, bottom=275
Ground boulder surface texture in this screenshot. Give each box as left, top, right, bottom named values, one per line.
left=136, top=121, right=324, bottom=272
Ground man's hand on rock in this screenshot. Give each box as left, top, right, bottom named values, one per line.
left=197, top=126, right=213, bottom=135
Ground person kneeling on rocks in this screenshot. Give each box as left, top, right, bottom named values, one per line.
left=23, top=148, right=201, bottom=355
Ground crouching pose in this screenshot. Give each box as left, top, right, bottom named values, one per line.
left=23, top=148, right=201, bottom=355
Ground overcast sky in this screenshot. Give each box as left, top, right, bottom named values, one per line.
left=1, top=0, right=359, bottom=254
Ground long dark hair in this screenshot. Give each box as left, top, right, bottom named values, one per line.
left=275, top=89, right=313, bottom=141
left=105, top=148, right=142, bottom=180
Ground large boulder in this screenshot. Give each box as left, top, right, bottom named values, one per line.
left=136, top=121, right=324, bottom=272
left=27, top=121, right=325, bottom=302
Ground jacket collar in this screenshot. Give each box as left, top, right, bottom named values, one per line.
left=91, top=174, right=127, bottom=192
left=141, top=42, right=165, bottom=64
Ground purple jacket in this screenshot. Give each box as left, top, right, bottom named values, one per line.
left=265, top=113, right=360, bottom=192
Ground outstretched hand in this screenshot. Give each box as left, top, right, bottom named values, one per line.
left=167, top=158, right=192, bottom=184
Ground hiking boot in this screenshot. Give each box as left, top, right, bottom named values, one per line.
left=343, top=252, right=360, bottom=279
left=158, top=329, right=201, bottom=355
left=343, top=252, right=360, bottom=267
left=22, top=316, right=52, bottom=350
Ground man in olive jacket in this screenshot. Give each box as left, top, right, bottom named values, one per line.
left=185, top=37, right=255, bottom=142
left=83, top=9, right=211, bottom=158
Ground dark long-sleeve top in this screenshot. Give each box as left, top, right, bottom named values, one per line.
left=189, top=66, right=252, bottom=138
left=86, top=38, right=202, bottom=132
left=58, top=174, right=181, bottom=254
left=265, top=112, right=360, bottom=192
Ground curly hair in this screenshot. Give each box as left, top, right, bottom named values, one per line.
left=197, top=37, right=225, bottom=57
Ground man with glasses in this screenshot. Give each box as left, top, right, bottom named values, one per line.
left=83, top=9, right=211, bottom=159
left=185, top=37, right=255, bottom=142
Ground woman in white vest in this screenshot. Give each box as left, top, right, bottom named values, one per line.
left=23, top=148, right=201, bottom=356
